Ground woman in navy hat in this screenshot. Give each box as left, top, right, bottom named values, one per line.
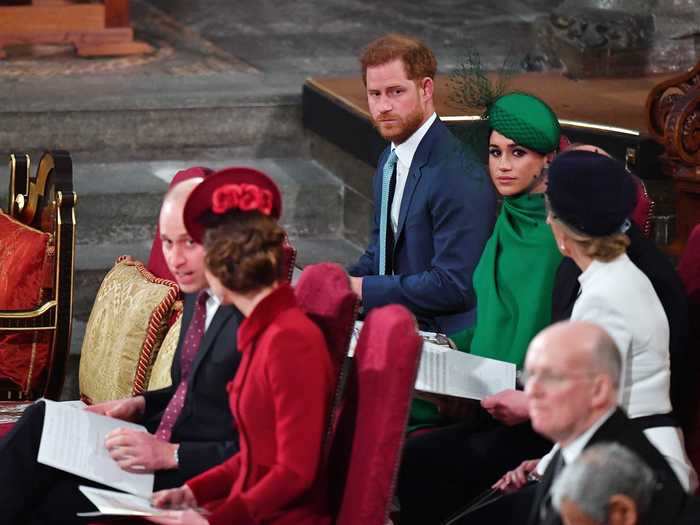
left=147, top=167, right=332, bottom=525
left=541, top=149, right=696, bottom=491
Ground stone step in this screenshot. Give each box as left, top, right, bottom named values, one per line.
left=70, top=157, right=343, bottom=244
left=0, top=73, right=306, bottom=157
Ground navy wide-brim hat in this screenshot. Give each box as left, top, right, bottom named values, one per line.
left=184, top=166, right=282, bottom=244
left=546, top=150, right=637, bottom=237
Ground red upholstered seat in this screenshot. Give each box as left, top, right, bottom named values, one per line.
left=0, top=151, right=75, bottom=404
left=0, top=211, right=50, bottom=310
left=0, top=211, right=53, bottom=393
left=281, top=239, right=297, bottom=284
left=294, top=263, right=359, bottom=470
left=678, top=224, right=700, bottom=478
left=630, top=174, right=654, bottom=238
left=295, top=263, right=358, bottom=378
left=678, top=224, right=700, bottom=304
left=327, top=305, right=422, bottom=525
left=0, top=424, right=13, bottom=438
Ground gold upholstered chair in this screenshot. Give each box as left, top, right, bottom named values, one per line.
left=0, top=152, right=77, bottom=408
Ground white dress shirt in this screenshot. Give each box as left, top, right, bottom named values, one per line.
left=560, top=408, right=616, bottom=466
left=390, top=112, right=437, bottom=234
left=204, top=289, right=222, bottom=331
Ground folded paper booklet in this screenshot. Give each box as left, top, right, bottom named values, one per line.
left=415, top=341, right=516, bottom=400
left=348, top=321, right=515, bottom=399
left=77, top=486, right=165, bottom=517
left=37, top=399, right=154, bottom=496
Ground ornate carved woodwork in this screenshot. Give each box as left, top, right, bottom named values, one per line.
left=646, top=61, right=700, bottom=252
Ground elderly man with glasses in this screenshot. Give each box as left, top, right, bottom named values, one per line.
left=522, top=321, right=687, bottom=525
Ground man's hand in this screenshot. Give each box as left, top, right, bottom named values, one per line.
left=86, top=396, right=145, bottom=422
left=105, top=428, right=178, bottom=472
left=492, top=459, right=540, bottom=492
left=151, top=484, right=198, bottom=510
left=481, top=389, right=530, bottom=426
left=145, top=510, right=208, bottom=525
left=349, top=276, right=363, bottom=299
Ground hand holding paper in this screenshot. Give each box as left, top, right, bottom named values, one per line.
left=86, top=396, right=145, bottom=422
left=38, top=400, right=154, bottom=496
left=105, top=427, right=178, bottom=472
left=151, top=485, right=198, bottom=511
left=145, top=509, right=210, bottom=524
left=415, top=341, right=516, bottom=400
left=481, top=389, right=530, bottom=426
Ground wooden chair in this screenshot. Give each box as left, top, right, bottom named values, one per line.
left=0, top=151, right=76, bottom=405
left=646, top=60, right=700, bottom=254
left=0, top=0, right=153, bottom=59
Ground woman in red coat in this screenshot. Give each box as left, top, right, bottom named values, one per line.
left=147, top=168, right=333, bottom=525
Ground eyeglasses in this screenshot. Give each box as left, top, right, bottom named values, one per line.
left=521, top=369, right=596, bottom=387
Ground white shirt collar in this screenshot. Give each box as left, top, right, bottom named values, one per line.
left=560, top=407, right=617, bottom=465
left=204, top=288, right=222, bottom=331
left=392, top=112, right=437, bottom=170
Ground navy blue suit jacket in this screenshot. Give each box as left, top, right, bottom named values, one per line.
left=142, top=293, right=243, bottom=483
left=348, top=117, right=496, bottom=334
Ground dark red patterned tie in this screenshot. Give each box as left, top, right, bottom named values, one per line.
left=155, top=290, right=208, bottom=442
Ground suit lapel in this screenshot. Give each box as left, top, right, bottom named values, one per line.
left=584, top=408, right=626, bottom=447
left=189, top=305, right=237, bottom=381
left=395, top=165, right=423, bottom=245
left=394, top=118, right=443, bottom=245
left=528, top=411, right=625, bottom=525
left=528, top=448, right=563, bottom=525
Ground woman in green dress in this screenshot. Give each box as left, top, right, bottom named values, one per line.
left=452, top=92, right=562, bottom=370
left=400, top=92, right=565, bottom=525
left=411, top=92, right=564, bottom=429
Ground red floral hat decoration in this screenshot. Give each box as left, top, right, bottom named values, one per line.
left=183, top=166, right=282, bottom=243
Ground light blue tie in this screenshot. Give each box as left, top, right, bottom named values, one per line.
left=379, top=150, right=398, bottom=276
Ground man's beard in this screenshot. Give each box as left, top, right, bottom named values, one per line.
left=373, top=107, right=425, bottom=145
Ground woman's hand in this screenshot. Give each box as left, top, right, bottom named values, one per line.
left=151, top=485, right=198, bottom=510
left=481, top=389, right=530, bottom=426
left=492, top=459, right=540, bottom=492
left=145, top=509, right=209, bottom=524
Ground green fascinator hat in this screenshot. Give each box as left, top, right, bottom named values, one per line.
left=488, top=92, right=561, bottom=154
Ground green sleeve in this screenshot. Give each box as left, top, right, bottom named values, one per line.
left=449, top=326, right=475, bottom=352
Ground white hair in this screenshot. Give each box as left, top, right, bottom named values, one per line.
left=551, top=443, right=656, bottom=522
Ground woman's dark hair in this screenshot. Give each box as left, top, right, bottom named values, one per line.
left=203, top=210, right=285, bottom=293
